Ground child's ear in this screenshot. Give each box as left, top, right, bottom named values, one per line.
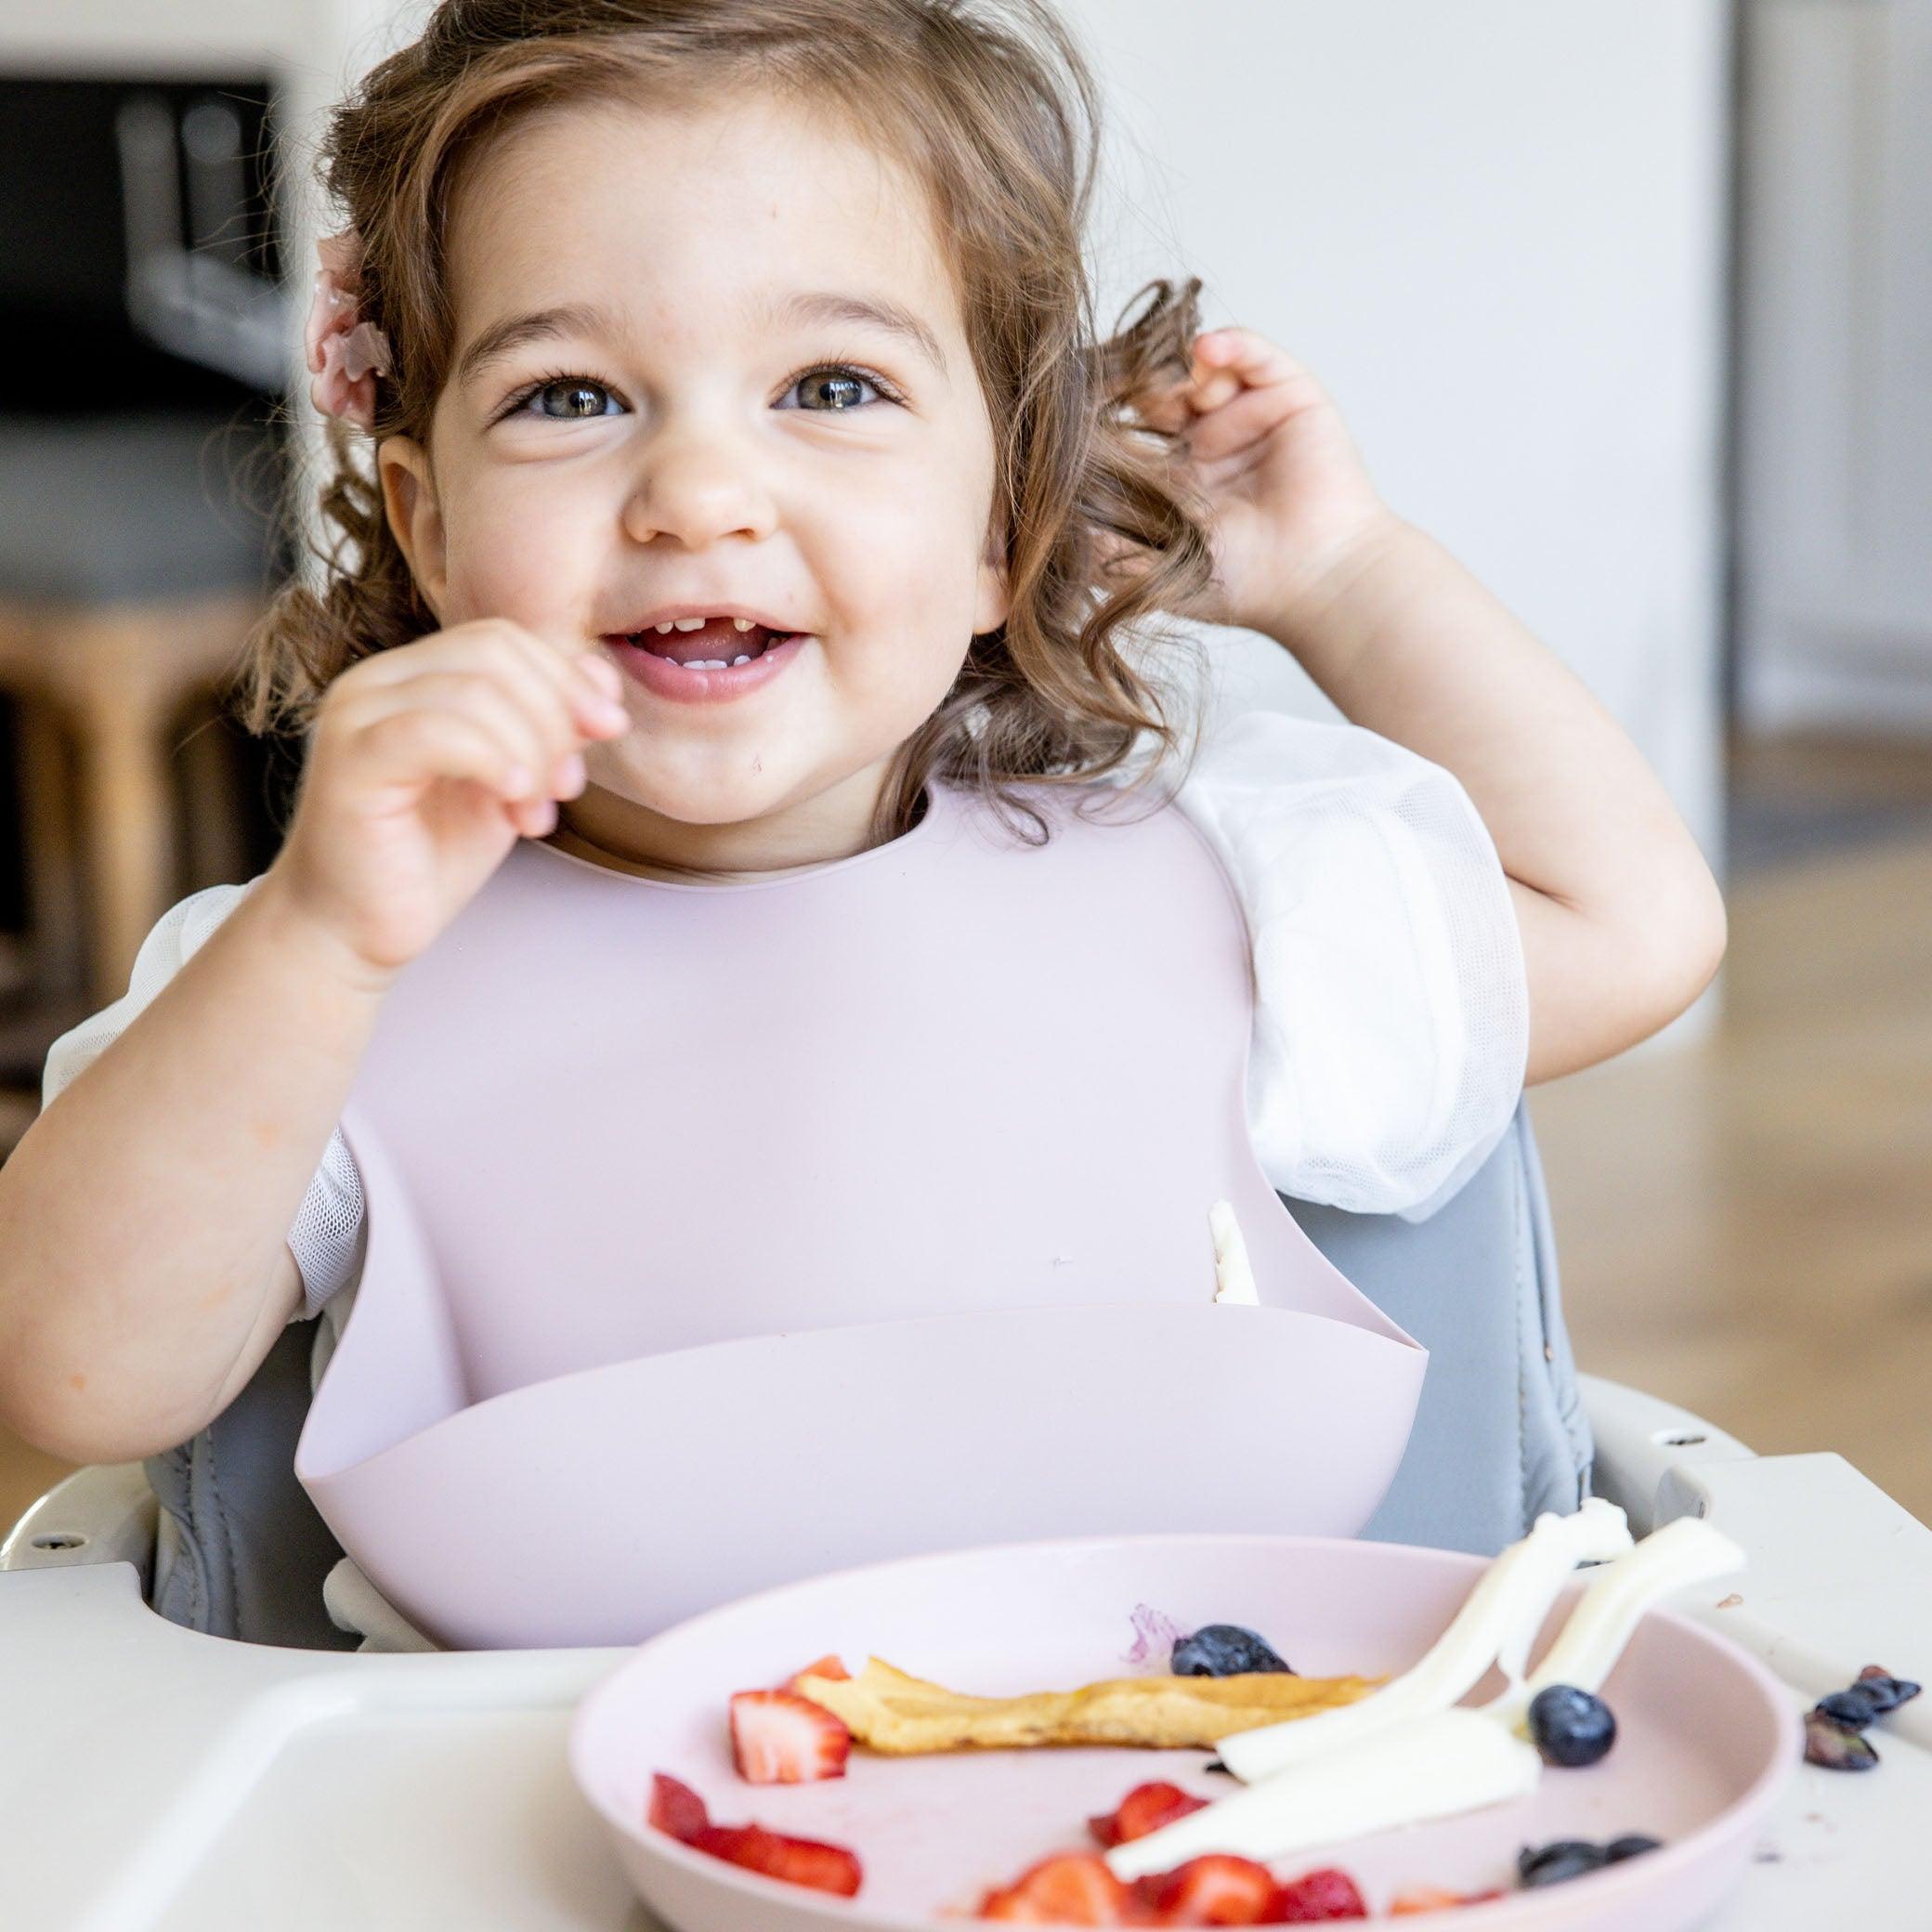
left=973, top=515, right=1012, bottom=636
left=376, top=435, right=449, bottom=621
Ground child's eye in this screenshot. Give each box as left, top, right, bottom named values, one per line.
left=499, top=361, right=903, bottom=424
left=506, top=374, right=623, bottom=422
left=777, top=363, right=902, bottom=412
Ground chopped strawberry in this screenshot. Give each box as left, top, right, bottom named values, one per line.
left=1271, top=1866, right=1368, bottom=1921
left=1389, top=1886, right=1507, bottom=1914
left=688, top=1822, right=863, bottom=1897
left=1134, top=1854, right=1283, bottom=1925
left=979, top=1852, right=1134, bottom=1923
left=1089, top=1781, right=1213, bottom=1848
left=729, top=1688, right=852, bottom=1783
left=789, top=1653, right=852, bottom=1687
left=646, top=1772, right=711, bottom=1843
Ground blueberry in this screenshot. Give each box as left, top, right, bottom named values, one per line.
left=1818, top=1687, right=1884, bottom=1730
left=1604, top=1834, right=1663, bottom=1863
left=1527, top=1684, right=1618, bottom=1768
left=1805, top=1708, right=1881, bottom=1770
left=1518, top=1840, right=1609, bottom=1887
left=1853, top=1668, right=1922, bottom=1716
left=1169, top=1624, right=1293, bottom=1677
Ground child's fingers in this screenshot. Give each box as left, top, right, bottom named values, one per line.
left=507, top=793, right=559, bottom=840
left=372, top=671, right=581, bottom=800
left=1180, top=378, right=1312, bottom=466
left=1120, top=329, right=1311, bottom=444
left=390, top=629, right=620, bottom=784
left=360, top=620, right=630, bottom=743
left=355, top=705, right=547, bottom=805
left=449, top=623, right=629, bottom=747
left=509, top=628, right=631, bottom=738
left=568, top=642, right=628, bottom=711
left=1186, top=327, right=1310, bottom=406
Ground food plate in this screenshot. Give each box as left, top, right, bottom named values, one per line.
left=568, top=1534, right=1798, bottom=1930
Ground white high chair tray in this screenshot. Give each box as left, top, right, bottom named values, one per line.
left=3, top=1380, right=1927, bottom=1932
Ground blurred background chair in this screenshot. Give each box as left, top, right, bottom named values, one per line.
left=0, top=411, right=279, bottom=1012
left=0, top=72, right=292, bottom=1063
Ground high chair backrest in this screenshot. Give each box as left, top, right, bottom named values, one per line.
left=138, top=1101, right=1589, bottom=1650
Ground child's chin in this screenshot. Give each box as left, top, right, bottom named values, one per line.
left=589, top=763, right=787, bottom=829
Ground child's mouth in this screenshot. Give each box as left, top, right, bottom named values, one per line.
left=618, top=618, right=795, bottom=669
left=604, top=620, right=810, bottom=704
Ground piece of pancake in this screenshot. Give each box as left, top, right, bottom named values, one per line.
left=793, top=1657, right=1382, bottom=1755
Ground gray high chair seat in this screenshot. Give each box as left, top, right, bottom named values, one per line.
left=32, top=1100, right=1590, bottom=1651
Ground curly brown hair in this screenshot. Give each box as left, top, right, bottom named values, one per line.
left=245, top=0, right=1221, bottom=849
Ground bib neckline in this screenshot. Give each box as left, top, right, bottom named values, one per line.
left=526, top=777, right=953, bottom=894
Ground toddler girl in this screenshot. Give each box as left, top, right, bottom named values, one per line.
left=0, top=0, right=1722, bottom=1646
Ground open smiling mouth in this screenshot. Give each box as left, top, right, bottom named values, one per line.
left=612, top=616, right=802, bottom=669
left=603, top=617, right=811, bottom=700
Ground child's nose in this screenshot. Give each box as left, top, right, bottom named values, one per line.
left=619, top=429, right=779, bottom=550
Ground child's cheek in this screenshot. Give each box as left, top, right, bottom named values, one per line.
left=810, top=453, right=993, bottom=692
left=440, top=485, right=605, bottom=643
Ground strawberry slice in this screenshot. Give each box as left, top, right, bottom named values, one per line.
left=979, top=1852, right=1134, bottom=1923
left=1134, top=1854, right=1284, bottom=1925
left=729, top=1688, right=852, bottom=1783
left=689, top=1822, right=863, bottom=1897
left=1089, top=1781, right=1213, bottom=1848
left=1390, top=1886, right=1507, bottom=1914
left=1271, top=1866, right=1368, bottom=1921
left=789, top=1653, right=852, bottom=1688
left=646, top=1772, right=711, bottom=1843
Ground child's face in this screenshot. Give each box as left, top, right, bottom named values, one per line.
left=378, top=89, right=1009, bottom=852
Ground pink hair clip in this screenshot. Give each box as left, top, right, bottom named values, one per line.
left=304, top=226, right=394, bottom=430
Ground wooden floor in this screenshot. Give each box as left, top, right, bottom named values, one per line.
left=3, top=732, right=1930, bottom=1535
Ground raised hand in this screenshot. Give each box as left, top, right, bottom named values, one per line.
left=1108, top=327, right=1400, bottom=636
left=268, top=619, right=631, bottom=980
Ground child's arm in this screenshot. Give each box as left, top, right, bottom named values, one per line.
left=1126, top=325, right=1725, bottom=1086
left=1256, top=510, right=1727, bottom=1085
left=0, top=886, right=389, bottom=1462
left=0, top=620, right=627, bottom=1464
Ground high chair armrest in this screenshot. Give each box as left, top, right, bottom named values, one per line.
left=0, top=1462, right=158, bottom=1587
left=1579, top=1373, right=1757, bottom=1534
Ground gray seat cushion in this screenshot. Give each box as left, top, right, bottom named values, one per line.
left=0, top=410, right=280, bottom=602
left=1291, top=1104, right=1592, bottom=1553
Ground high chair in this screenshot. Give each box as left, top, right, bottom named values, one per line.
left=3, top=1100, right=1927, bottom=1930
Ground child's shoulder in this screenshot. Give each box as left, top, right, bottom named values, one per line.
left=1178, top=709, right=1475, bottom=810
left=1064, top=711, right=1494, bottom=868
left=42, top=878, right=265, bottom=1107
left=1169, top=712, right=1529, bottom=1221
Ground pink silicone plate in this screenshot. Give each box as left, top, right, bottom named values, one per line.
left=568, top=1534, right=1798, bottom=1931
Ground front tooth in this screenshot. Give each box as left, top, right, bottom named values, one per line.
left=732, top=617, right=754, bottom=632
left=672, top=616, right=707, bottom=632
left=654, top=620, right=676, bottom=634
left=685, top=659, right=726, bottom=670
left=730, top=655, right=751, bottom=667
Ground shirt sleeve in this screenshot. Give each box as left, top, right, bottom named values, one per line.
left=1169, top=709, right=1530, bottom=1221
left=39, top=881, right=366, bottom=1323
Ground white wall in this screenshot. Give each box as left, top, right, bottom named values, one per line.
left=1063, top=0, right=1732, bottom=902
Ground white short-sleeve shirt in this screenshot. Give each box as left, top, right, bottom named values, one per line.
left=39, top=712, right=1528, bottom=1325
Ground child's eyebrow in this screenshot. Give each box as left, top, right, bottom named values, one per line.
left=454, top=289, right=948, bottom=391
